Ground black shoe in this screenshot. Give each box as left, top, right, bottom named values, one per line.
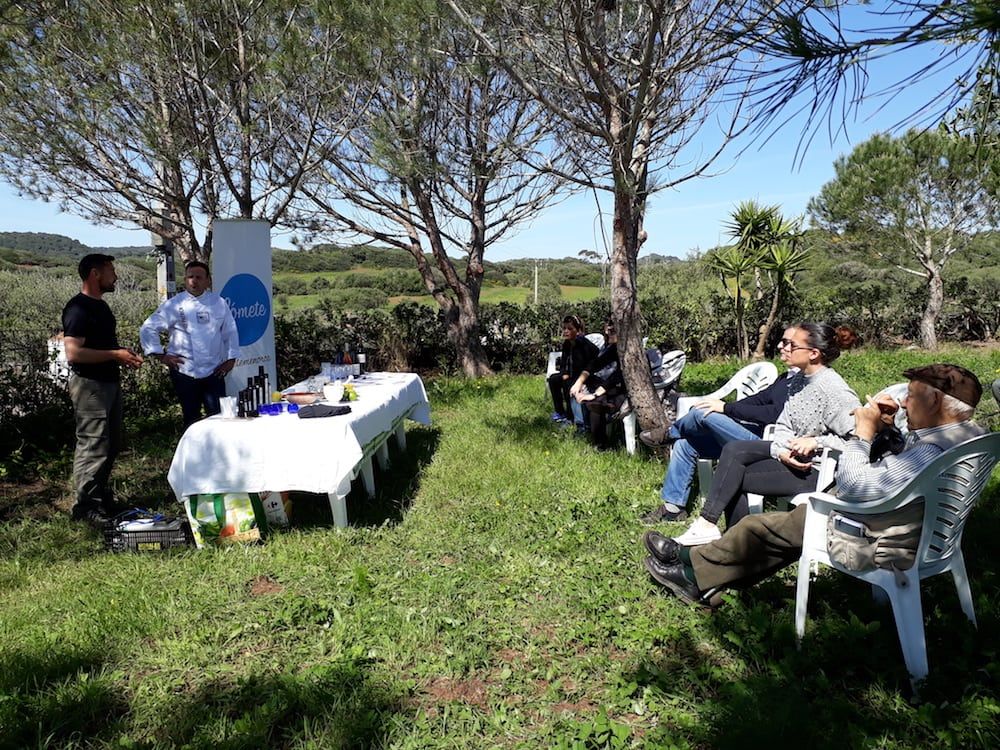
left=103, top=498, right=131, bottom=516
left=72, top=507, right=110, bottom=529
left=643, top=530, right=681, bottom=564
left=644, top=556, right=706, bottom=607
left=640, top=504, right=688, bottom=525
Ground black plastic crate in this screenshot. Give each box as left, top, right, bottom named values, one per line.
left=103, top=516, right=195, bottom=552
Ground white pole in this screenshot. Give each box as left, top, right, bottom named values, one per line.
left=534, top=261, right=538, bottom=305
left=151, top=205, right=176, bottom=301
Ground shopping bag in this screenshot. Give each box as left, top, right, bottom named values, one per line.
left=184, top=492, right=269, bottom=548
left=259, top=490, right=292, bottom=527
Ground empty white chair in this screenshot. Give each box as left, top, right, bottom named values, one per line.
left=793, top=432, right=1000, bottom=685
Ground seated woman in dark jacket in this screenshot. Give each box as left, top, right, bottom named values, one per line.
left=548, top=314, right=599, bottom=423
left=570, top=320, right=624, bottom=449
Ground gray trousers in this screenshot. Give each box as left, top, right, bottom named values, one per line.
left=690, top=504, right=806, bottom=591
left=69, top=375, right=122, bottom=513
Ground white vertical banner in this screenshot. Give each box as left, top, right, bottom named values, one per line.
left=211, top=219, right=278, bottom=396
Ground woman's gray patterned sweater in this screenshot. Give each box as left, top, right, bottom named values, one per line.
left=768, top=366, right=860, bottom=460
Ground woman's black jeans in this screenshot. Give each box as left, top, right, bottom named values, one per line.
left=700, top=439, right=817, bottom=527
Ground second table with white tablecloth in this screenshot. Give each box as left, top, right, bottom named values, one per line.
left=167, top=372, right=431, bottom=526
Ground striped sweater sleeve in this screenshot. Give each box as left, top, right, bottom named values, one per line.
left=835, top=439, right=944, bottom=503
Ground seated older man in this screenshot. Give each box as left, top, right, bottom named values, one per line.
left=642, top=364, right=984, bottom=606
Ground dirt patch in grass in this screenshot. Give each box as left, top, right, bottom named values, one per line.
left=248, top=575, right=284, bottom=596
left=551, top=698, right=597, bottom=714
left=497, top=648, right=525, bottom=664
left=0, top=478, right=68, bottom=521
left=422, top=677, right=491, bottom=708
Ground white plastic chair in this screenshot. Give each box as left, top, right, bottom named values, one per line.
left=793, top=432, right=1000, bottom=685
left=678, top=362, right=779, bottom=502
left=676, top=362, right=779, bottom=420
left=623, top=350, right=687, bottom=455
left=544, top=333, right=605, bottom=382
left=545, top=351, right=560, bottom=379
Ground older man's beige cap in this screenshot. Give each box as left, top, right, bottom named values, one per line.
left=903, top=364, right=983, bottom=407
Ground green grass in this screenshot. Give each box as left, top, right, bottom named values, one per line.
left=276, top=284, right=603, bottom=311
left=2, top=349, right=1000, bottom=747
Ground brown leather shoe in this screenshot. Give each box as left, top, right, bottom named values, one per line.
left=639, top=427, right=673, bottom=449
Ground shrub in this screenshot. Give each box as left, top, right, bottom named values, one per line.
left=319, top=287, right=388, bottom=311
left=0, top=364, right=73, bottom=479
left=309, top=276, right=331, bottom=292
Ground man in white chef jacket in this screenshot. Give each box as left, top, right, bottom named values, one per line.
left=140, top=261, right=240, bottom=427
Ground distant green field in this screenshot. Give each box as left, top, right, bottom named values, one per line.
left=276, top=284, right=602, bottom=312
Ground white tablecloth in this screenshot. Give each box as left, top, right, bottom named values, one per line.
left=167, top=372, right=430, bottom=500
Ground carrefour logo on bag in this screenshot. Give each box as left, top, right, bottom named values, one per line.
left=221, top=273, right=271, bottom=346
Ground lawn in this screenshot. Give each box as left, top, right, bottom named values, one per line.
left=2, top=349, right=1000, bottom=748
left=276, top=284, right=602, bottom=311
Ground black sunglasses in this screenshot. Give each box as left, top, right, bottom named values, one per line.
left=778, top=338, right=815, bottom=352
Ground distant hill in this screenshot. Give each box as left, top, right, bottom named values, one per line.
left=0, top=232, right=88, bottom=256
left=0, top=232, right=150, bottom=260
left=638, top=253, right=684, bottom=266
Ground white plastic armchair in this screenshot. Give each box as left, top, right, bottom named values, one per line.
left=682, top=362, right=779, bottom=503
left=623, top=350, right=687, bottom=455
left=793, top=432, right=1000, bottom=685
left=676, top=362, right=779, bottom=420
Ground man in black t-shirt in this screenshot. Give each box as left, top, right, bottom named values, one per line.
left=61, top=254, right=143, bottom=525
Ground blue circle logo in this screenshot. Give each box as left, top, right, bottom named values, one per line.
left=221, top=273, right=271, bottom=346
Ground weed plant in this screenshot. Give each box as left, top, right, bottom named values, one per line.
left=1, top=349, right=999, bottom=747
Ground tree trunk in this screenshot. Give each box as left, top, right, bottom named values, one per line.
left=610, top=191, right=665, bottom=434
left=752, top=285, right=781, bottom=360
left=445, top=295, right=493, bottom=377
left=407, top=179, right=494, bottom=377
left=920, top=268, right=942, bottom=350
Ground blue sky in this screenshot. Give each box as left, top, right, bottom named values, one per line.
left=0, top=12, right=967, bottom=261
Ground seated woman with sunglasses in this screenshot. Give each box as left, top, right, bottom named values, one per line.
left=672, top=322, right=860, bottom=546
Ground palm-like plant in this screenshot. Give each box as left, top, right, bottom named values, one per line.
left=754, top=224, right=809, bottom=359
left=707, top=241, right=762, bottom=358
left=709, top=200, right=807, bottom=359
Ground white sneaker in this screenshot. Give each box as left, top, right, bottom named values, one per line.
left=672, top=523, right=722, bottom=546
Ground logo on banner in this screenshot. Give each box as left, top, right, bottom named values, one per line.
left=221, top=273, right=271, bottom=346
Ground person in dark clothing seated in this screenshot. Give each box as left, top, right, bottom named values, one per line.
left=639, top=326, right=798, bottom=523
left=570, top=320, right=624, bottom=449
left=548, top=314, right=600, bottom=424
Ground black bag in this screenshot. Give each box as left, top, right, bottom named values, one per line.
left=298, top=404, right=352, bottom=418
